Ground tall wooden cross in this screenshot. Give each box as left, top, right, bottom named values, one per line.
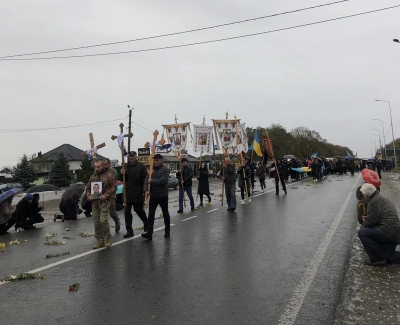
left=81, top=132, right=106, bottom=159
left=111, top=123, right=133, bottom=205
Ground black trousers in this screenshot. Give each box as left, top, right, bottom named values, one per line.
left=199, top=193, right=211, bottom=203
left=124, top=202, right=148, bottom=235
left=0, top=217, right=17, bottom=235
left=275, top=175, right=286, bottom=193
left=377, top=168, right=382, bottom=179
left=259, top=178, right=266, bottom=189
left=147, top=196, right=170, bottom=235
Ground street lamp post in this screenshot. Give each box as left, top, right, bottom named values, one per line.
left=373, top=119, right=387, bottom=160
left=374, top=100, right=397, bottom=168
left=372, top=129, right=382, bottom=156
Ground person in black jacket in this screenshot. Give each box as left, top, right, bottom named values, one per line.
left=237, top=163, right=251, bottom=204
left=222, top=157, right=237, bottom=211
left=176, top=158, right=195, bottom=213
left=14, top=194, right=35, bottom=230
left=31, top=194, right=45, bottom=224
left=270, top=159, right=287, bottom=195
left=376, top=159, right=382, bottom=179
left=121, top=151, right=148, bottom=238
left=197, top=162, right=211, bottom=206
left=142, top=154, right=171, bottom=240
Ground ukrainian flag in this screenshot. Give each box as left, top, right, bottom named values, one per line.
left=251, top=130, right=262, bottom=157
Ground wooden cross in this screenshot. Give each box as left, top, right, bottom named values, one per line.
left=111, top=123, right=133, bottom=204
left=81, top=132, right=106, bottom=159
left=144, top=138, right=165, bottom=149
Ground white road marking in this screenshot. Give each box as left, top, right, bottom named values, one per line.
left=181, top=216, right=198, bottom=222
left=278, top=174, right=360, bottom=325
left=252, top=189, right=274, bottom=197
left=206, top=208, right=219, bottom=213
left=0, top=225, right=175, bottom=286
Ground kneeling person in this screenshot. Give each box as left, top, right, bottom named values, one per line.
left=358, top=183, right=400, bottom=266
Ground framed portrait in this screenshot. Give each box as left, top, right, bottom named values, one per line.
left=91, top=182, right=102, bottom=199
left=223, top=129, right=231, bottom=142
left=198, top=133, right=207, bottom=145
left=174, top=133, right=182, bottom=146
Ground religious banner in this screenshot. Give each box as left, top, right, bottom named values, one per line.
left=212, top=119, right=238, bottom=152
left=236, top=122, right=248, bottom=154
left=263, top=135, right=274, bottom=160
left=162, top=122, right=190, bottom=154
left=193, top=125, right=213, bottom=153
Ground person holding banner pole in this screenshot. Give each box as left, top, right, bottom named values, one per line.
left=271, top=159, right=287, bottom=195
left=197, top=162, right=211, bottom=206
left=176, top=158, right=195, bottom=213
left=222, top=157, right=237, bottom=212
left=195, top=153, right=203, bottom=202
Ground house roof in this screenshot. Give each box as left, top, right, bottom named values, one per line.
left=0, top=168, right=11, bottom=173
left=31, top=144, right=105, bottom=162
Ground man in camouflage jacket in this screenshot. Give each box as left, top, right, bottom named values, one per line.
left=86, top=160, right=117, bottom=249
left=103, top=158, right=121, bottom=233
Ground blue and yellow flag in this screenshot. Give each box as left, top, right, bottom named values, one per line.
left=250, top=130, right=263, bottom=157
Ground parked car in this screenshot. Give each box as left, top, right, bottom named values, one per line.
left=208, top=170, right=217, bottom=178
left=283, top=154, right=297, bottom=160
left=0, top=183, right=23, bottom=194
left=168, top=175, right=179, bottom=190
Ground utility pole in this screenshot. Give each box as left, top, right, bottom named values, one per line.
left=127, top=105, right=133, bottom=153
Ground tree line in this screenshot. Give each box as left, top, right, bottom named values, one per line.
left=246, top=124, right=353, bottom=160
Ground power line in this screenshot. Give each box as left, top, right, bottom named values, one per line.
left=132, top=121, right=154, bottom=133
left=134, top=117, right=157, bottom=130
left=0, top=117, right=127, bottom=133
left=2, top=4, right=398, bottom=61
left=0, top=0, right=350, bottom=59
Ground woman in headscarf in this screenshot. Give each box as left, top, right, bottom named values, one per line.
left=197, top=162, right=211, bottom=206
left=358, top=183, right=400, bottom=266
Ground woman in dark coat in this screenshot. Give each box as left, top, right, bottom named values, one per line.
left=256, top=163, right=266, bottom=192
left=197, top=163, right=211, bottom=206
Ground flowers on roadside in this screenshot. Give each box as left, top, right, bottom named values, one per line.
left=0, top=273, right=46, bottom=282
left=44, top=240, right=65, bottom=246
left=69, top=283, right=79, bottom=291
left=46, top=252, right=70, bottom=259
left=79, top=232, right=95, bottom=237
left=44, top=233, right=56, bottom=240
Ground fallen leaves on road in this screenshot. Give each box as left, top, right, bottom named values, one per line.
left=9, top=240, right=20, bottom=245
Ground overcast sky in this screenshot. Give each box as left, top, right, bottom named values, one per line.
left=1, top=0, right=400, bottom=167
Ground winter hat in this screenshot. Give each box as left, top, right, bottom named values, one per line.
left=25, top=194, right=34, bottom=201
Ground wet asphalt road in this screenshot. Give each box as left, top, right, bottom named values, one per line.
left=0, top=174, right=361, bottom=325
